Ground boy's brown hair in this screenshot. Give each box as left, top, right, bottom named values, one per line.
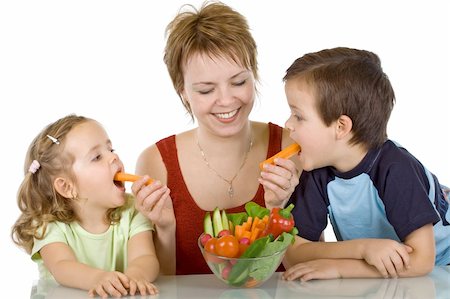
left=284, top=47, right=395, bottom=149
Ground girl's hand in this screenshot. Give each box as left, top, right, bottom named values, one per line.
left=360, top=239, right=413, bottom=278
left=131, top=176, right=175, bottom=229
left=283, top=259, right=342, bottom=282
left=88, top=271, right=129, bottom=298
left=259, top=158, right=299, bottom=209
left=125, top=273, right=159, bottom=296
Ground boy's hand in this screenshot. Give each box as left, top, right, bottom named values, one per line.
left=361, top=239, right=413, bottom=278
left=259, top=158, right=299, bottom=209
left=282, top=259, right=342, bottom=281
left=88, top=271, right=129, bottom=298
left=132, top=177, right=175, bottom=229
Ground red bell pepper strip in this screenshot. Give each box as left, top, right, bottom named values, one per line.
left=263, top=204, right=295, bottom=239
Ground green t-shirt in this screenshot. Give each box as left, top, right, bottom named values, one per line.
left=31, top=194, right=153, bottom=280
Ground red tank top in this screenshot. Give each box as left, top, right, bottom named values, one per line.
left=156, top=123, right=283, bottom=275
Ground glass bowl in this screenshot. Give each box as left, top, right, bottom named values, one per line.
left=198, top=236, right=287, bottom=288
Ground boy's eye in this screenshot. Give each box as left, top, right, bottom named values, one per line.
left=92, top=154, right=101, bottom=161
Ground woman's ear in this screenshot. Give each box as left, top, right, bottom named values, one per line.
left=335, top=115, right=353, bottom=140
left=53, top=177, right=75, bottom=199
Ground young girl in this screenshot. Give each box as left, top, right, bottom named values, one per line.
left=11, top=114, right=159, bottom=297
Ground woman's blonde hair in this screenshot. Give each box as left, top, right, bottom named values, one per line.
left=11, top=114, right=123, bottom=254
left=164, top=1, right=258, bottom=117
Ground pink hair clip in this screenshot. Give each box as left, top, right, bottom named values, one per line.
left=28, top=160, right=40, bottom=174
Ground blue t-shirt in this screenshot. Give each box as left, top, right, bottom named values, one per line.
left=288, top=140, right=450, bottom=265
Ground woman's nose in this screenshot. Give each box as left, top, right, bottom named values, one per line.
left=216, top=87, right=234, bottom=105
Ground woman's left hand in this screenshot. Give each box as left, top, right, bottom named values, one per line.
left=259, top=158, right=299, bottom=209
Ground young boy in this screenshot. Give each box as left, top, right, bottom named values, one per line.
left=282, top=47, right=449, bottom=281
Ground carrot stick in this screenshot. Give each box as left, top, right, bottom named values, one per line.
left=259, top=143, right=301, bottom=170
left=113, top=172, right=154, bottom=185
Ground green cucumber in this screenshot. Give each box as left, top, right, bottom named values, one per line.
left=221, top=210, right=230, bottom=231
left=203, top=212, right=214, bottom=236
left=212, top=207, right=223, bottom=237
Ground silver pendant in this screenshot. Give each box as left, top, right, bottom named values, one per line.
left=228, top=185, right=234, bottom=198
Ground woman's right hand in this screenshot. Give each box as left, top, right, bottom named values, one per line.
left=131, top=176, right=175, bottom=229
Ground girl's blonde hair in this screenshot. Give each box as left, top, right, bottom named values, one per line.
left=11, top=114, right=123, bottom=254
left=164, top=1, right=258, bottom=117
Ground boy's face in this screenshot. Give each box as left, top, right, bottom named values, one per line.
left=284, top=78, right=338, bottom=171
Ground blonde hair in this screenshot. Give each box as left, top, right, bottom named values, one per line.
left=164, top=1, right=258, bottom=117
left=11, top=114, right=123, bottom=254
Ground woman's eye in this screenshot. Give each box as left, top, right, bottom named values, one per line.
left=233, top=80, right=246, bottom=86
left=198, top=89, right=213, bottom=95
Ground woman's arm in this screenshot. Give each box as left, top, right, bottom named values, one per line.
left=135, top=145, right=176, bottom=274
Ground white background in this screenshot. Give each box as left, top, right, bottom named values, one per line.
left=1, top=1, right=449, bottom=297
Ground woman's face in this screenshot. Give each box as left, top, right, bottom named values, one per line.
left=182, top=53, right=255, bottom=137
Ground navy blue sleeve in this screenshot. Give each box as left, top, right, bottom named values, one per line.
left=375, top=150, right=440, bottom=241
left=288, top=170, right=330, bottom=241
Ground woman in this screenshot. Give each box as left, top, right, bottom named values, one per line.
left=132, top=1, right=299, bottom=275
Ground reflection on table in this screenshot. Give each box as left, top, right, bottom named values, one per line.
left=31, top=266, right=450, bottom=299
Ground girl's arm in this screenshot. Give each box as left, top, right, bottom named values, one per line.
left=124, top=230, right=160, bottom=295
left=40, top=242, right=129, bottom=297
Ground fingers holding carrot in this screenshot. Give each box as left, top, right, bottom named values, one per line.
left=131, top=176, right=175, bottom=229
left=259, top=156, right=299, bottom=209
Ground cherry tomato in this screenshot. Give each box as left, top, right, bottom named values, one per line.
left=238, top=242, right=249, bottom=257
left=215, top=235, right=239, bottom=258
left=204, top=237, right=217, bottom=254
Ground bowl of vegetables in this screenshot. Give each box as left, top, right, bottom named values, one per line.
left=198, top=202, right=296, bottom=288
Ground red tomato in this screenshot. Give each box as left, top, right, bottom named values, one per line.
left=215, top=235, right=239, bottom=258
left=238, top=242, right=249, bottom=257
left=204, top=237, right=217, bottom=254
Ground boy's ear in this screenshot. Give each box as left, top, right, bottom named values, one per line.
left=53, top=177, right=75, bottom=198
left=335, top=115, right=353, bottom=140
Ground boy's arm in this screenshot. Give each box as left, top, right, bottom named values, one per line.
left=40, top=242, right=128, bottom=296
left=284, top=224, right=435, bottom=279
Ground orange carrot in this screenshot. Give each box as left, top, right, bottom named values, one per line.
left=114, top=172, right=154, bottom=185
left=249, top=227, right=261, bottom=243
left=259, top=143, right=301, bottom=170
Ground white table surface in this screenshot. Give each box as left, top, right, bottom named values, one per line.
left=31, top=266, right=450, bottom=299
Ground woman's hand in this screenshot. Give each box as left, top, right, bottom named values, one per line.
left=131, top=176, right=175, bottom=229
left=259, top=158, right=299, bottom=209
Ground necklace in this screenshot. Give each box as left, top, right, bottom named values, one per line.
left=196, top=134, right=253, bottom=199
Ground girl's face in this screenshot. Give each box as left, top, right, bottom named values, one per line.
left=284, top=78, right=337, bottom=171
left=64, top=120, right=126, bottom=210
left=182, top=53, right=255, bottom=137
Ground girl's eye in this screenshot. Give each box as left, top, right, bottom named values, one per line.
left=292, top=113, right=302, bottom=121
left=92, top=154, right=101, bottom=161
